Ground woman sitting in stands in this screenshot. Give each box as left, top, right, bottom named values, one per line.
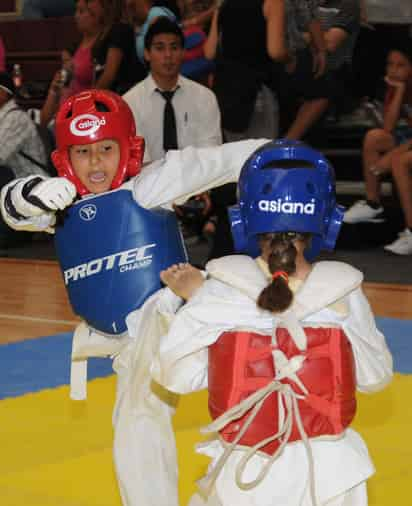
left=343, top=41, right=412, bottom=236
left=86, top=0, right=146, bottom=93
left=40, top=0, right=102, bottom=127
left=41, top=0, right=146, bottom=127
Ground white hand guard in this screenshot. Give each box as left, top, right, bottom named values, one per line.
left=10, top=176, right=77, bottom=217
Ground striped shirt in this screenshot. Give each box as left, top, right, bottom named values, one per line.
left=286, top=0, right=318, bottom=52
left=316, top=0, right=360, bottom=70
left=0, top=99, right=47, bottom=178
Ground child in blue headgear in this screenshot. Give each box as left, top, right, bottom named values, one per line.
left=155, top=140, right=393, bottom=506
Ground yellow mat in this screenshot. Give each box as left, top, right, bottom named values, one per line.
left=0, top=374, right=409, bottom=505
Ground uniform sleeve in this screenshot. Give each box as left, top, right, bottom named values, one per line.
left=342, top=287, right=393, bottom=393
left=152, top=276, right=263, bottom=394
left=152, top=279, right=232, bottom=394
left=133, top=138, right=268, bottom=209
left=151, top=307, right=210, bottom=394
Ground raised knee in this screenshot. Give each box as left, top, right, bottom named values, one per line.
left=363, top=128, right=389, bottom=147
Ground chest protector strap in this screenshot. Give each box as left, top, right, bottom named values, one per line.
left=198, top=326, right=356, bottom=502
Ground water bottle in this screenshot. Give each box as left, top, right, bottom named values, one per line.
left=12, top=63, right=23, bottom=89
left=60, top=67, right=73, bottom=87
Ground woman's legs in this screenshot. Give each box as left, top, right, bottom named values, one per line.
left=384, top=145, right=412, bottom=255
left=344, top=129, right=395, bottom=223
left=285, top=98, right=329, bottom=141
left=391, top=146, right=412, bottom=228
left=362, top=128, right=395, bottom=203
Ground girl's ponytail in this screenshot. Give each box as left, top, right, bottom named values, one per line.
left=257, top=232, right=310, bottom=313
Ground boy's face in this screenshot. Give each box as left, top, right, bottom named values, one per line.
left=144, top=33, right=184, bottom=80
left=69, top=139, right=120, bottom=194
left=386, top=51, right=412, bottom=84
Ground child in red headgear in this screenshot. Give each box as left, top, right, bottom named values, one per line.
left=0, top=89, right=268, bottom=506
left=52, top=89, right=145, bottom=195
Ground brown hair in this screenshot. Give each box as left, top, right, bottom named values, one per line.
left=86, top=0, right=124, bottom=48
left=257, top=232, right=311, bottom=313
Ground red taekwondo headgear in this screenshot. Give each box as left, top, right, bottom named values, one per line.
left=52, top=89, right=145, bottom=196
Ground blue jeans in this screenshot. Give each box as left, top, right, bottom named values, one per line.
left=21, top=0, right=75, bottom=19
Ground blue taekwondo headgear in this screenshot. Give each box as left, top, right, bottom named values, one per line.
left=228, top=139, right=345, bottom=260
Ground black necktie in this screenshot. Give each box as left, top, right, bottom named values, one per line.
left=156, top=88, right=178, bottom=151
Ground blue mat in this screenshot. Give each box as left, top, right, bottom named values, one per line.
left=0, top=333, right=113, bottom=399
left=0, top=317, right=411, bottom=399
left=376, top=317, right=412, bottom=374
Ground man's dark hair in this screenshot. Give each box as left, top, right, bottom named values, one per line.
left=144, top=17, right=185, bottom=50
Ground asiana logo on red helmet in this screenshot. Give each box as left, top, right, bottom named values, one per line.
left=70, top=114, right=107, bottom=137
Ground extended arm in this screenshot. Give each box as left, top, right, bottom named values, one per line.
left=203, top=7, right=219, bottom=60
left=383, top=82, right=406, bottom=132
left=95, top=47, right=124, bottom=90
left=133, top=138, right=268, bottom=209
left=264, top=0, right=288, bottom=62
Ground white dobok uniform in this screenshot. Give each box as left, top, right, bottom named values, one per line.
left=152, top=255, right=393, bottom=506
left=0, top=139, right=267, bottom=506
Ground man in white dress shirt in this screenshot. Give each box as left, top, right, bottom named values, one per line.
left=123, top=16, right=222, bottom=163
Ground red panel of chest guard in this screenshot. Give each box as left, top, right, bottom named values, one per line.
left=208, top=328, right=357, bottom=455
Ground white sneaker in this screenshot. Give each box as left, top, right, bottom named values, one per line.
left=343, top=200, right=385, bottom=224
left=384, top=228, right=412, bottom=255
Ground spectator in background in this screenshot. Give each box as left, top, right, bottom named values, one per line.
left=123, top=16, right=221, bottom=244
left=178, top=0, right=217, bottom=31
left=202, top=0, right=285, bottom=259
left=87, top=0, right=147, bottom=93
left=134, top=0, right=181, bottom=63
left=344, top=43, right=412, bottom=228
left=21, top=0, right=75, bottom=18
left=313, top=0, right=361, bottom=115
left=0, top=73, right=47, bottom=246
left=123, top=16, right=221, bottom=162
left=383, top=144, right=412, bottom=255
left=40, top=0, right=101, bottom=127
left=0, top=37, right=5, bottom=73
left=272, top=0, right=329, bottom=140
left=204, top=0, right=285, bottom=142
left=125, top=0, right=151, bottom=32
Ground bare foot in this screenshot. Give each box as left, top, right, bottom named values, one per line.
left=160, top=263, right=204, bottom=300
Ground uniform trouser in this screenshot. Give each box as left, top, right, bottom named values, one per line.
left=110, top=302, right=179, bottom=506
left=189, top=481, right=367, bottom=506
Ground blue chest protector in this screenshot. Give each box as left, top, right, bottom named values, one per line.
left=54, top=189, right=187, bottom=336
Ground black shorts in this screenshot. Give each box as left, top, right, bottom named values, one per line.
left=272, top=48, right=340, bottom=102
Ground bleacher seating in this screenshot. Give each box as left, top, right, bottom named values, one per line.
left=0, top=16, right=78, bottom=106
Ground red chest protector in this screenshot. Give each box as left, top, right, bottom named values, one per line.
left=208, top=327, right=357, bottom=456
